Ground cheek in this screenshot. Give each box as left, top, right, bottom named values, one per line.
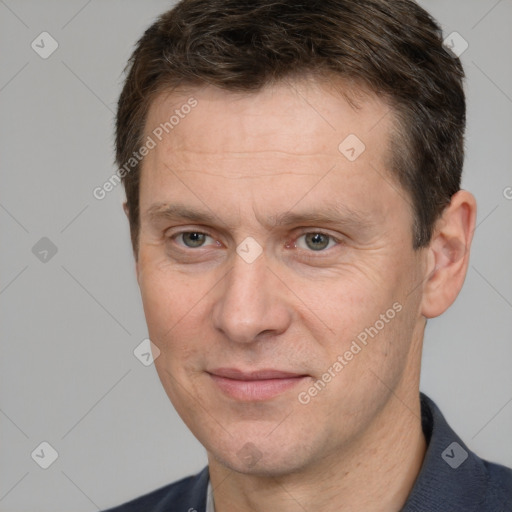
left=139, top=275, right=171, bottom=338
left=138, top=265, right=188, bottom=346
left=304, top=262, right=415, bottom=381
left=138, top=265, right=213, bottom=368
left=302, top=266, right=399, bottom=337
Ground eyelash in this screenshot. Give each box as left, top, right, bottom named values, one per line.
left=167, top=229, right=342, bottom=257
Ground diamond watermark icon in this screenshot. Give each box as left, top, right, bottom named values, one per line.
left=338, top=134, right=366, bottom=162
left=442, top=32, right=468, bottom=58
left=134, top=338, right=161, bottom=366
left=236, top=442, right=262, bottom=468
left=441, top=441, right=468, bottom=469
left=31, top=441, right=59, bottom=469
left=32, top=237, right=58, bottom=263
left=236, top=236, right=263, bottom=264
left=31, top=32, right=59, bottom=59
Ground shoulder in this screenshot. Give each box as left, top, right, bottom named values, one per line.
left=101, top=467, right=209, bottom=512
left=481, top=459, right=512, bottom=511
left=403, top=394, right=512, bottom=512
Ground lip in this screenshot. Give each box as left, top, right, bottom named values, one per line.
left=208, top=368, right=309, bottom=401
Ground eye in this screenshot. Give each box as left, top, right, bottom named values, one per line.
left=295, top=232, right=339, bottom=252
left=173, top=231, right=216, bottom=248
left=168, top=230, right=340, bottom=254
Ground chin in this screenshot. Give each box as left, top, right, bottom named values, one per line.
left=204, top=427, right=318, bottom=478
left=213, top=448, right=308, bottom=477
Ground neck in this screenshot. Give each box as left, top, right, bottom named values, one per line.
left=208, top=386, right=426, bottom=512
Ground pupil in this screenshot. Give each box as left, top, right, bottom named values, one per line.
left=306, top=233, right=329, bottom=251
left=184, top=232, right=205, bottom=247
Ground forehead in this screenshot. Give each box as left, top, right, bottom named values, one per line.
left=143, top=78, right=393, bottom=165
left=138, top=78, right=409, bottom=232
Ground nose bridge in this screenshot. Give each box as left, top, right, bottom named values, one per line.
left=212, top=252, right=290, bottom=343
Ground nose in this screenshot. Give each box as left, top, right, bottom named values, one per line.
left=211, top=251, right=292, bottom=344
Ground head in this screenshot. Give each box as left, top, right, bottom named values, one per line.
left=116, top=0, right=476, bottom=476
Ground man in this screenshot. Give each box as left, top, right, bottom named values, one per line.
left=104, top=0, right=512, bottom=510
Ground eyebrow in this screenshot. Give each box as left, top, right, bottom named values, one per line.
left=144, top=201, right=373, bottom=231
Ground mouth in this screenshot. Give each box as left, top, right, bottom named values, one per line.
left=207, top=368, right=309, bottom=401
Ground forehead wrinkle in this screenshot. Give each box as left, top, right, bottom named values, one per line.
left=167, top=147, right=335, bottom=157
left=159, top=168, right=321, bottom=180
left=151, top=149, right=337, bottom=180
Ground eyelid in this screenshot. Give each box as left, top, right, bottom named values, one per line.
left=294, top=228, right=341, bottom=239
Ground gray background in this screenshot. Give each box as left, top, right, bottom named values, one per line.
left=0, top=1, right=511, bottom=510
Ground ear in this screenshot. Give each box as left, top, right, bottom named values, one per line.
left=420, top=190, right=477, bottom=318
left=123, top=201, right=130, bottom=218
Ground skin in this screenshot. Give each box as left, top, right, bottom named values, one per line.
left=125, top=78, right=477, bottom=511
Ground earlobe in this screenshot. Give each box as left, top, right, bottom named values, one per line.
left=420, top=190, right=477, bottom=318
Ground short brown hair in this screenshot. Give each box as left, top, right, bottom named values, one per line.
left=116, top=0, right=465, bottom=255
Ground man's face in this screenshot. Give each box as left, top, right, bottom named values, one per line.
left=135, top=80, right=428, bottom=476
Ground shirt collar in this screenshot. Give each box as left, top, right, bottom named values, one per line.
left=206, top=480, right=215, bottom=512
left=401, top=393, right=488, bottom=511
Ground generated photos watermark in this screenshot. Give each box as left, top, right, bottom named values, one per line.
left=92, top=97, right=198, bottom=200
left=298, top=301, right=403, bottom=404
